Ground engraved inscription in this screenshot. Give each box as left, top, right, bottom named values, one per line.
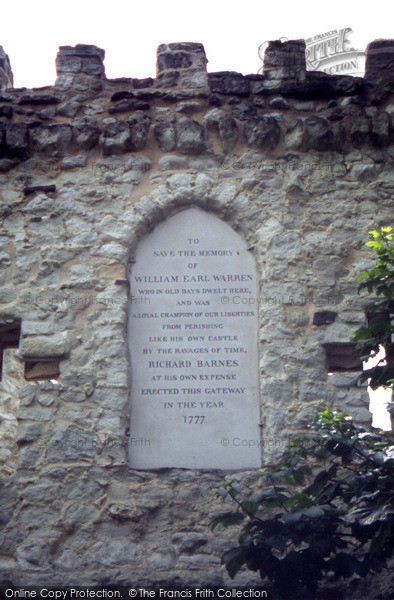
left=128, top=208, right=261, bottom=469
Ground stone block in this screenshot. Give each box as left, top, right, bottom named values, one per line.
left=33, top=124, right=73, bottom=157
left=99, top=119, right=133, bottom=156
left=46, top=427, right=97, bottom=462
left=208, top=72, right=250, bottom=97
left=128, top=111, right=151, bottom=151
left=20, top=333, right=68, bottom=359
left=176, top=117, right=209, bottom=155
left=88, top=540, right=143, bottom=565
left=158, top=155, right=188, bottom=171
left=244, top=117, right=281, bottom=151
left=73, top=116, right=100, bottom=151
left=16, top=423, right=42, bottom=444
left=171, top=532, right=208, bottom=554
left=5, top=122, right=30, bottom=160
left=154, top=113, right=177, bottom=152
left=16, top=541, right=49, bottom=569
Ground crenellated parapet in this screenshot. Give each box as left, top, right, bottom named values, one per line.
left=0, top=38, right=392, bottom=175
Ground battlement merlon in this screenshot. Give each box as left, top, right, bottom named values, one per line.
left=0, top=45, right=13, bottom=91
left=55, top=44, right=106, bottom=92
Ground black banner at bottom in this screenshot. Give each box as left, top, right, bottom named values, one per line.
left=0, top=587, right=272, bottom=600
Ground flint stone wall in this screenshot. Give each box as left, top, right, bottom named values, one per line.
left=0, top=39, right=393, bottom=586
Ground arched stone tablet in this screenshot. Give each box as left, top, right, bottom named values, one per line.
left=128, top=208, right=261, bottom=469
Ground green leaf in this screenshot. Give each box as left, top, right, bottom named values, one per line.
left=222, top=547, right=250, bottom=578
left=293, top=493, right=316, bottom=508
left=210, top=511, right=245, bottom=530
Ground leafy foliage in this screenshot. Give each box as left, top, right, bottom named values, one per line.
left=353, top=227, right=394, bottom=391
left=210, top=410, right=394, bottom=599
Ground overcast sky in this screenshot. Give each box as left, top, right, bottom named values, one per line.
left=1, top=1, right=393, bottom=88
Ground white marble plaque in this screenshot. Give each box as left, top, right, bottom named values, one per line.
left=128, top=208, right=261, bottom=469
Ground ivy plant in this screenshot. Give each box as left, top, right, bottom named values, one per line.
left=353, top=226, right=394, bottom=391
left=209, top=227, right=394, bottom=598
left=210, top=410, right=394, bottom=599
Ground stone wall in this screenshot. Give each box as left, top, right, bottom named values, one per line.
left=0, top=39, right=393, bottom=586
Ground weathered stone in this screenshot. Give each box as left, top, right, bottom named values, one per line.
left=0, top=158, right=17, bottom=172
left=22, top=193, right=55, bottom=212
left=365, top=39, right=394, bottom=88
left=147, top=547, right=176, bottom=569
left=20, top=333, right=68, bottom=359
left=133, top=77, right=154, bottom=89
left=16, top=423, right=42, bottom=444
left=371, top=113, right=390, bottom=147
left=269, top=97, right=290, bottom=110
left=176, top=117, right=209, bottom=155
left=109, top=99, right=150, bottom=114
left=281, top=72, right=364, bottom=100
left=230, top=101, right=257, bottom=120
left=158, top=155, right=188, bottom=171
left=126, top=154, right=152, bottom=172
left=191, top=152, right=224, bottom=171
left=128, top=111, right=151, bottom=150
left=100, top=118, right=133, bottom=155
left=244, top=117, right=281, bottom=151
left=304, top=116, right=333, bottom=150
left=0, top=45, right=13, bottom=90
left=350, top=164, right=378, bottom=182
left=33, top=124, right=73, bottom=157
left=156, top=70, right=180, bottom=88
left=19, top=385, right=37, bottom=406
left=16, top=541, right=49, bottom=568
left=19, top=94, right=61, bottom=106
left=171, top=532, right=208, bottom=554
left=0, top=250, right=11, bottom=267
left=73, top=116, right=100, bottom=151
left=88, top=540, right=143, bottom=565
left=208, top=72, right=250, bottom=97
left=47, top=427, right=97, bottom=462
left=176, top=101, right=203, bottom=114
left=0, top=105, right=12, bottom=118
left=61, top=155, right=88, bottom=169
left=58, top=101, right=82, bottom=118
left=154, top=113, right=177, bottom=152
left=157, top=51, right=192, bottom=71
left=351, top=117, right=371, bottom=147
left=0, top=285, right=16, bottom=303
left=218, top=115, right=238, bottom=153
left=5, top=122, right=30, bottom=160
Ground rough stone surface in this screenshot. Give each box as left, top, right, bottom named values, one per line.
left=176, top=117, right=209, bottom=155
left=0, top=45, right=13, bottom=90
left=0, top=38, right=392, bottom=590
left=244, top=116, right=281, bottom=150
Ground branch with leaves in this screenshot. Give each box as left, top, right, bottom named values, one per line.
left=353, top=226, right=394, bottom=391
left=210, top=410, right=394, bottom=599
